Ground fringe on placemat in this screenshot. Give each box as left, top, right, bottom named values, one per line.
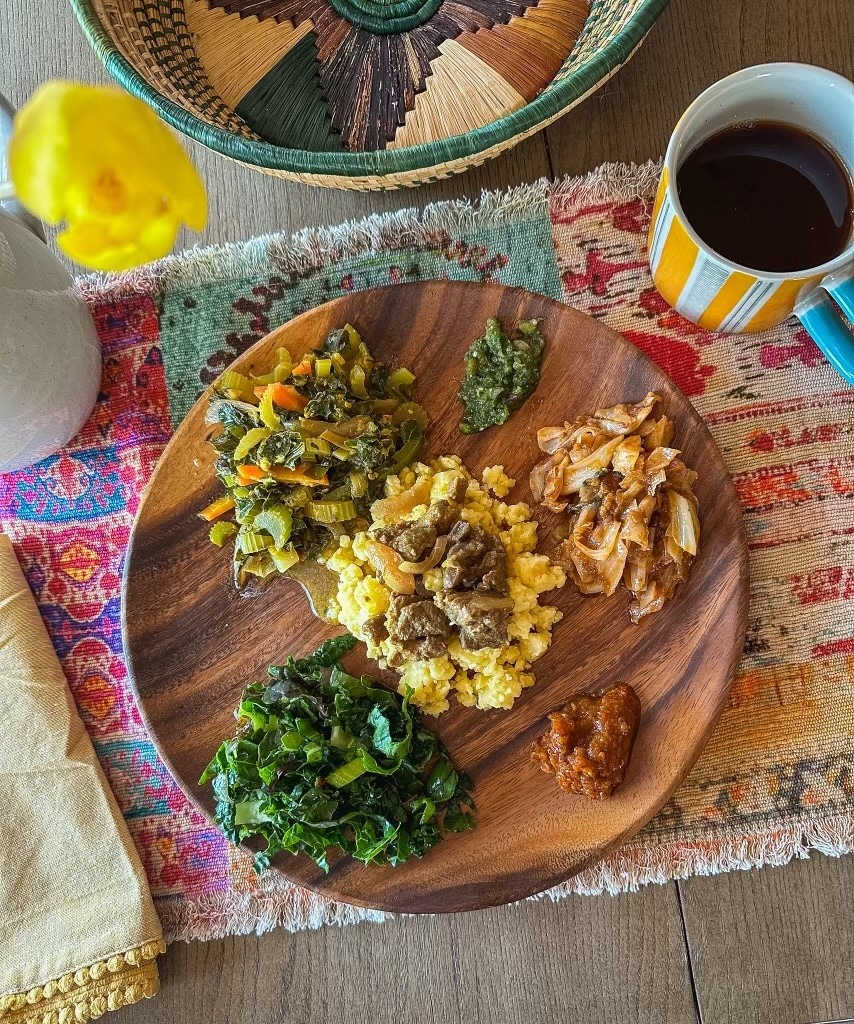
left=75, top=159, right=663, bottom=304
left=158, top=811, right=854, bottom=942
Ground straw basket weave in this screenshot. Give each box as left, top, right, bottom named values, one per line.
left=71, top=0, right=670, bottom=190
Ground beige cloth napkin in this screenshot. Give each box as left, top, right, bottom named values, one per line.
left=0, top=535, right=164, bottom=1022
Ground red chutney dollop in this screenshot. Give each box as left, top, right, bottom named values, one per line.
left=531, top=683, right=641, bottom=799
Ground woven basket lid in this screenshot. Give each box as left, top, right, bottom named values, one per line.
left=73, top=0, right=668, bottom=187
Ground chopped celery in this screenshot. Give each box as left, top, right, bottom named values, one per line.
left=270, top=544, right=299, bottom=573
left=304, top=499, right=357, bottom=523
left=392, top=401, right=429, bottom=430
left=258, top=387, right=281, bottom=431
left=216, top=370, right=250, bottom=393
left=315, top=358, right=332, bottom=378
left=251, top=372, right=276, bottom=386
left=387, top=367, right=415, bottom=390
left=304, top=437, right=332, bottom=457
left=209, top=521, right=237, bottom=546
left=343, top=323, right=361, bottom=350
left=238, top=530, right=274, bottom=554
left=349, top=365, right=368, bottom=398
left=253, top=506, right=293, bottom=548
left=232, top=427, right=271, bottom=462
left=348, top=469, right=368, bottom=498
left=242, top=553, right=276, bottom=578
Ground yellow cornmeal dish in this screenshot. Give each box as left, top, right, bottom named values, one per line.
left=321, top=456, right=566, bottom=715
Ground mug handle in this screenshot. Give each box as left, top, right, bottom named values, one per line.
left=794, top=267, right=854, bottom=386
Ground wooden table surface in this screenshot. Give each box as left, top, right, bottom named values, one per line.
left=3, top=1, right=853, bottom=1021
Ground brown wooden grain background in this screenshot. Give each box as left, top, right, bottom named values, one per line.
left=2, top=1, right=853, bottom=1020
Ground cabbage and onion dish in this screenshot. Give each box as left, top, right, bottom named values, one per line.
left=530, top=392, right=700, bottom=622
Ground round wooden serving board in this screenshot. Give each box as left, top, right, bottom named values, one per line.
left=123, top=281, right=749, bottom=914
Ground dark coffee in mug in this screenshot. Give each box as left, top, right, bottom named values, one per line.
left=676, top=121, right=853, bottom=273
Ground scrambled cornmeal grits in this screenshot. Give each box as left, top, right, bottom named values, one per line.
left=321, top=456, right=565, bottom=715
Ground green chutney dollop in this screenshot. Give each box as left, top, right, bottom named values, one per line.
left=458, top=317, right=546, bottom=434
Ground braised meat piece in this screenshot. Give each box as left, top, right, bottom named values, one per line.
left=421, top=499, right=459, bottom=535
left=433, top=591, right=511, bottom=650
left=363, top=615, right=388, bottom=646
left=372, top=522, right=408, bottom=548
left=442, top=523, right=508, bottom=594
left=387, top=636, right=449, bottom=666
left=391, top=600, right=451, bottom=641
left=531, top=683, right=641, bottom=799
left=379, top=500, right=460, bottom=562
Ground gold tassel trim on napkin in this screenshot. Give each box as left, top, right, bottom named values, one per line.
left=0, top=939, right=166, bottom=1024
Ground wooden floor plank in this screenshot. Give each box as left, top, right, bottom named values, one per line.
left=679, top=855, right=854, bottom=1024
left=115, top=892, right=699, bottom=1024
left=544, top=0, right=854, bottom=176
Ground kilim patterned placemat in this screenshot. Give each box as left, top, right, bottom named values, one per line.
left=1, top=161, right=852, bottom=941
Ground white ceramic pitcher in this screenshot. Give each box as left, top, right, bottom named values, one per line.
left=0, top=95, right=101, bottom=474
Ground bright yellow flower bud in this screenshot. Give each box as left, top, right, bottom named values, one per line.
left=9, top=81, right=207, bottom=272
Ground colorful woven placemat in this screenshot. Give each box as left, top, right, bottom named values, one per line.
left=2, top=161, right=852, bottom=942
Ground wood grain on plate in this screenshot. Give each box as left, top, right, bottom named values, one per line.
left=122, top=280, right=748, bottom=914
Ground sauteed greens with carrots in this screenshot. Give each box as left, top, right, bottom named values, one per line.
left=199, top=324, right=428, bottom=586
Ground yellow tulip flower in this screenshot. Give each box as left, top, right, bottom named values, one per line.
left=9, top=81, right=207, bottom=272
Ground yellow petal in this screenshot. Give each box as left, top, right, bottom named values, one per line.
left=57, top=212, right=180, bottom=273
left=10, top=81, right=207, bottom=265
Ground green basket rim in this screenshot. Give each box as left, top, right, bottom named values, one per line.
left=69, top=0, right=671, bottom=179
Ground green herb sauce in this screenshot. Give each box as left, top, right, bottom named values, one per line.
left=458, top=318, right=546, bottom=434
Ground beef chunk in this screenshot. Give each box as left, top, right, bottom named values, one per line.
left=389, top=600, right=450, bottom=641
left=476, top=549, right=508, bottom=594
left=387, top=635, right=448, bottom=666
left=372, top=522, right=408, bottom=547
left=421, top=499, right=459, bottom=535
left=442, top=525, right=509, bottom=594
left=433, top=591, right=511, bottom=650
left=390, top=522, right=437, bottom=562
left=363, top=615, right=388, bottom=646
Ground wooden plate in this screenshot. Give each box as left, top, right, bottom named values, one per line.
left=123, top=281, right=748, bottom=913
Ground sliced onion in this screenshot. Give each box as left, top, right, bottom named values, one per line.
left=612, top=435, right=643, bottom=475
left=463, top=595, right=514, bottom=611
left=645, top=446, right=681, bottom=475
left=573, top=518, right=621, bottom=562
left=561, top=436, right=623, bottom=493
left=371, top=477, right=431, bottom=524
left=398, top=534, right=450, bottom=574
left=592, top=392, right=658, bottom=435
left=666, top=490, right=700, bottom=556
left=366, top=541, right=415, bottom=595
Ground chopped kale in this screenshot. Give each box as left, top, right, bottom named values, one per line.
left=200, top=636, right=475, bottom=872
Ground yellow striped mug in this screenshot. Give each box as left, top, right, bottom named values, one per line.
left=649, top=64, right=854, bottom=384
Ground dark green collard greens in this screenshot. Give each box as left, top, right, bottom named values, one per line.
left=200, top=635, right=475, bottom=873
left=458, top=318, right=546, bottom=434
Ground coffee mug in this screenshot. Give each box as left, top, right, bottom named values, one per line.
left=648, top=63, right=854, bottom=384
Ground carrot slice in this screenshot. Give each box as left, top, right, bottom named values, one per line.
left=291, top=360, right=313, bottom=376
left=198, top=495, right=235, bottom=521
left=236, top=464, right=268, bottom=483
